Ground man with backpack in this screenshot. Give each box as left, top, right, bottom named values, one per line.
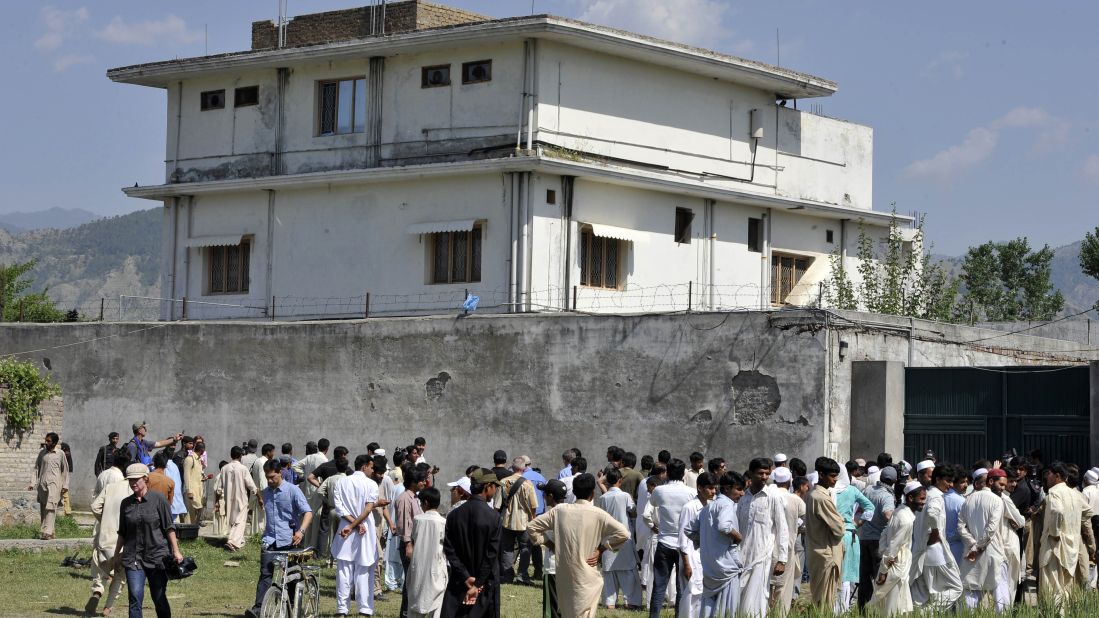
left=499, top=456, right=538, bottom=585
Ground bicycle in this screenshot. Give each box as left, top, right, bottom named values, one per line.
left=260, top=547, right=321, bottom=618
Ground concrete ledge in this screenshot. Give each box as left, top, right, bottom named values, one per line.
left=0, top=537, right=93, bottom=553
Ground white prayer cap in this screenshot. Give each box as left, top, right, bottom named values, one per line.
left=855, top=458, right=867, bottom=467
left=773, top=453, right=788, bottom=464
left=807, top=471, right=819, bottom=486
left=900, top=461, right=913, bottom=476
left=867, top=465, right=880, bottom=476
left=971, top=468, right=988, bottom=481
left=903, top=481, right=924, bottom=495
left=916, top=460, right=935, bottom=472
left=374, top=448, right=386, bottom=457
left=1085, top=470, right=1099, bottom=486
left=447, top=476, right=471, bottom=494
left=772, top=467, right=792, bottom=484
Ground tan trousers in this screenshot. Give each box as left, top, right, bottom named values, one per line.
left=226, top=507, right=249, bottom=550
left=249, top=495, right=265, bottom=536
left=90, top=547, right=124, bottom=609
left=187, top=504, right=203, bottom=526
left=38, top=498, right=57, bottom=538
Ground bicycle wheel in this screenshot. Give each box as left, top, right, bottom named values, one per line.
left=298, top=574, right=320, bottom=618
left=260, top=584, right=289, bottom=618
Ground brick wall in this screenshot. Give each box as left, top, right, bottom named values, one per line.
left=0, top=396, right=64, bottom=526
left=251, top=1, right=487, bottom=51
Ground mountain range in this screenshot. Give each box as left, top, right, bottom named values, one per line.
left=0, top=207, right=1095, bottom=319
left=0, top=207, right=102, bottom=233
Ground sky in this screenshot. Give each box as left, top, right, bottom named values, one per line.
left=1, top=1, right=1097, bottom=256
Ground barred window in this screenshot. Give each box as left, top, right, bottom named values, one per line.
left=580, top=229, right=623, bottom=289
left=430, top=227, right=482, bottom=284
left=207, top=239, right=251, bottom=294
left=771, top=252, right=812, bottom=305
left=318, top=77, right=366, bottom=135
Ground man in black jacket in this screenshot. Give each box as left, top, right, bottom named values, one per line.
left=94, top=433, right=120, bottom=477
left=441, top=468, right=502, bottom=618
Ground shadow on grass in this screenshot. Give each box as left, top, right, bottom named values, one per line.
left=43, top=607, right=87, bottom=616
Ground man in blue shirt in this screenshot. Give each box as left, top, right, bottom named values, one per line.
left=247, top=459, right=313, bottom=618
left=944, top=467, right=969, bottom=565
left=519, top=456, right=547, bottom=583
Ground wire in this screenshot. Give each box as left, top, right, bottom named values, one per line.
left=3, top=323, right=172, bottom=358
left=961, top=307, right=1095, bottom=344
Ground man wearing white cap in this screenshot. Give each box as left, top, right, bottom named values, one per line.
left=911, top=461, right=962, bottom=611
left=957, top=467, right=1008, bottom=611
left=773, top=453, right=788, bottom=468
left=447, top=476, right=472, bottom=513
left=768, top=466, right=804, bottom=614
left=867, top=481, right=923, bottom=615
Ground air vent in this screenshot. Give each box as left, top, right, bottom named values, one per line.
left=200, top=89, right=225, bottom=111
left=421, top=65, right=451, bottom=88
left=462, top=60, right=492, bottom=84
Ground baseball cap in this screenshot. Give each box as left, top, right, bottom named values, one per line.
left=132, top=421, right=146, bottom=434
left=538, top=479, right=567, bottom=502
left=447, top=476, right=472, bottom=494
left=125, top=463, right=149, bottom=479
left=471, top=468, right=502, bottom=487
left=493, top=450, right=507, bottom=462
left=880, top=467, right=898, bottom=483
left=246, top=439, right=258, bottom=448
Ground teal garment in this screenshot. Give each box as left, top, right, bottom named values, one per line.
left=836, top=484, right=875, bottom=583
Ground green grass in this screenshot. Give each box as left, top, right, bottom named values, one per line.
left=0, top=537, right=1097, bottom=617
left=0, top=515, right=87, bottom=540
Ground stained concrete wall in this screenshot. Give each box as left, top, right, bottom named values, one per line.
left=0, top=312, right=829, bottom=505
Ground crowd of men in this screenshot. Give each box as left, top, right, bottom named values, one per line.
left=38, top=420, right=1099, bottom=617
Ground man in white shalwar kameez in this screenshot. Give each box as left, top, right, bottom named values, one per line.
left=406, top=487, right=447, bottom=618
left=331, top=454, right=380, bottom=617
left=527, top=473, right=631, bottom=618
left=868, top=481, right=922, bottom=615
left=596, top=469, right=642, bottom=609
left=248, top=445, right=272, bottom=536
left=999, top=471, right=1027, bottom=601
left=769, top=467, right=805, bottom=615
left=957, top=468, right=1009, bottom=612
left=677, top=474, right=715, bottom=618
left=216, top=446, right=258, bottom=551
left=1039, top=462, right=1085, bottom=606
left=684, top=471, right=745, bottom=618
left=910, top=461, right=962, bottom=611
left=293, top=440, right=329, bottom=550
left=736, top=459, right=789, bottom=617
left=86, top=464, right=132, bottom=616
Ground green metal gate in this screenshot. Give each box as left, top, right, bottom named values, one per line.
left=904, top=366, right=1091, bottom=467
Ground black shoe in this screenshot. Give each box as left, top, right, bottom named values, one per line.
left=84, top=593, right=101, bottom=615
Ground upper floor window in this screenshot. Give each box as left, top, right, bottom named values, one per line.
left=580, top=228, right=624, bottom=290
left=422, top=65, right=451, bottom=88
left=234, top=86, right=259, bottom=107
left=674, top=207, right=694, bottom=244
left=462, top=60, right=492, bottom=84
left=200, top=90, right=225, bottom=111
left=748, top=217, right=762, bottom=253
left=207, top=239, right=251, bottom=295
left=318, top=77, right=366, bottom=135
left=771, top=252, right=812, bottom=305
left=431, top=226, right=482, bottom=284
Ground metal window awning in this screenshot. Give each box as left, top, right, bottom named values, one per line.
left=404, top=219, right=478, bottom=235
left=185, top=235, right=243, bottom=248
left=584, top=223, right=649, bottom=244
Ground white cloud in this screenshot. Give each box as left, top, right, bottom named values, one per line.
left=903, top=106, right=1070, bottom=182
left=922, top=51, right=967, bottom=79
left=1082, top=155, right=1099, bottom=183
left=34, top=6, right=89, bottom=52
left=53, top=53, right=94, bottom=72
left=573, top=0, right=732, bottom=50
left=96, top=15, right=203, bottom=46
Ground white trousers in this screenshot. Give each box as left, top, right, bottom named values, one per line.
left=677, top=582, right=701, bottom=618
left=964, top=563, right=1011, bottom=613
left=740, top=563, right=771, bottom=617
left=836, top=581, right=855, bottom=613
left=912, top=563, right=962, bottom=611
left=603, top=569, right=642, bottom=606
left=336, top=559, right=376, bottom=615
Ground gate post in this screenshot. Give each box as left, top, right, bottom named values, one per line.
left=1091, top=361, right=1099, bottom=466
left=850, top=361, right=906, bottom=461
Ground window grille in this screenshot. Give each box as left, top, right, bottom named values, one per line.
left=580, top=229, right=624, bottom=289
left=200, top=90, right=225, bottom=111
left=207, top=239, right=251, bottom=294
left=318, top=78, right=365, bottom=135
left=770, top=253, right=811, bottom=305
left=431, top=227, right=482, bottom=284
left=462, top=60, right=492, bottom=84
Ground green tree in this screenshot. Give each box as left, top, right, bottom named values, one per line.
left=824, top=211, right=957, bottom=320
left=955, top=238, right=1064, bottom=323
left=0, top=260, right=63, bottom=323
left=1082, top=227, right=1099, bottom=311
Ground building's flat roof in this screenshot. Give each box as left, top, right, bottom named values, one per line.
left=107, top=14, right=836, bottom=99
left=122, top=153, right=903, bottom=225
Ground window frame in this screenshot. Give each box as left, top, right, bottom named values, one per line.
left=674, top=207, right=694, bottom=244
left=748, top=217, right=762, bottom=253
left=461, top=60, right=493, bottom=84
left=200, top=89, right=226, bottom=111
left=421, top=64, right=452, bottom=88
left=316, top=76, right=367, bottom=136
left=428, top=225, right=483, bottom=285
left=770, top=251, right=813, bottom=305
left=234, top=86, right=259, bottom=107
left=206, top=238, right=252, bottom=295
left=579, top=227, right=625, bottom=290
